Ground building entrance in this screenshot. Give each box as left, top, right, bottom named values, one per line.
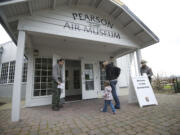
left=65, top=60, right=82, bottom=101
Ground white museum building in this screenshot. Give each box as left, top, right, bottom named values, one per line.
left=0, top=0, right=159, bottom=121
left=0, top=41, right=130, bottom=100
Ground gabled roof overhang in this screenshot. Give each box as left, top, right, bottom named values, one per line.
left=0, top=0, right=159, bottom=49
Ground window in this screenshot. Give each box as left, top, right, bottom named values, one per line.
left=99, top=62, right=106, bottom=90
left=84, top=64, right=94, bottom=90
left=33, top=58, right=52, bottom=96
left=73, top=70, right=80, bottom=89
left=0, top=62, right=9, bottom=84
left=65, top=70, right=69, bottom=90
left=22, top=62, right=28, bottom=82
left=0, top=60, right=28, bottom=84
left=8, top=61, right=15, bottom=83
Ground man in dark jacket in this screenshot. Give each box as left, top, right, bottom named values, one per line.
left=103, top=61, right=120, bottom=109
left=140, top=60, right=153, bottom=84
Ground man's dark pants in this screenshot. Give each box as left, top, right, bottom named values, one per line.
left=52, top=80, right=61, bottom=110
left=148, top=77, right=152, bottom=84
left=110, top=80, right=120, bottom=109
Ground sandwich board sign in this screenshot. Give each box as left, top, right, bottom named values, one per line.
left=131, top=75, right=158, bottom=108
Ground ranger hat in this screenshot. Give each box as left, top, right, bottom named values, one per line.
left=141, top=60, right=147, bottom=64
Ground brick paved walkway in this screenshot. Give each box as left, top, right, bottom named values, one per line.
left=0, top=94, right=180, bottom=135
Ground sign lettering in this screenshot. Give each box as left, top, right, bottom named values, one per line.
left=72, top=12, right=113, bottom=29
left=64, top=22, right=120, bottom=39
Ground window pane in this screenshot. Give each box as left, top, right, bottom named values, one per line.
left=35, top=71, right=41, bottom=76
left=84, top=64, right=94, bottom=91
left=34, top=90, right=40, bottom=96
left=34, top=83, right=40, bottom=89
left=47, top=89, right=52, bottom=95
left=65, top=70, right=69, bottom=90
left=48, top=71, right=52, bottom=76
left=41, top=90, right=46, bottom=96
left=35, top=64, right=41, bottom=69
left=74, top=70, right=80, bottom=89
left=41, top=71, right=47, bottom=76
left=41, top=83, right=46, bottom=89
left=35, top=77, right=40, bottom=82
left=85, top=81, right=94, bottom=90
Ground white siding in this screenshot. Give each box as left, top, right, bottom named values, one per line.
left=18, top=6, right=141, bottom=49
left=117, top=54, right=130, bottom=87
left=0, top=41, right=17, bottom=63
left=0, top=84, right=26, bottom=99
left=0, top=41, right=26, bottom=99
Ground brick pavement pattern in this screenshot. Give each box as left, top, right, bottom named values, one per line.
left=0, top=94, right=180, bottom=135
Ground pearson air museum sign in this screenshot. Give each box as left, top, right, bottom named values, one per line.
left=63, top=12, right=121, bottom=39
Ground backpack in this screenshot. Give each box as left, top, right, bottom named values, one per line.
left=112, top=66, right=121, bottom=79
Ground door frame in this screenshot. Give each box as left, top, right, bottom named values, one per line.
left=26, top=54, right=65, bottom=107
left=65, top=59, right=82, bottom=97
left=81, top=59, right=98, bottom=100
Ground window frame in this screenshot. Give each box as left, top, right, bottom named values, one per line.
left=33, top=57, right=53, bottom=97
left=99, top=61, right=106, bottom=91
left=0, top=60, right=28, bottom=85
left=0, top=62, right=10, bottom=84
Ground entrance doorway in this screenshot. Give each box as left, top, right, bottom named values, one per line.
left=65, top=60, right=82, bottom=101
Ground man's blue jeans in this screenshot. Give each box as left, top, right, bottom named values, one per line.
left=103, top=100, right=116, bottom=112
left=110, top=80, right=120, bottom=108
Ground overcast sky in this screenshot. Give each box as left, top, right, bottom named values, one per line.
left=0, top=0, right=180, bottom=76
left=123, top=0, right=180, bottom=76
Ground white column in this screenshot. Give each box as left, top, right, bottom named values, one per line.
left=25, top=40, right=34, bottom=107
left=128, top=52, right=138, bottom=103
left=136, top=49, right=142, bottom=75
left=113, top=58, right=120, bottom=96
left=11, top=31, right=26, bottom=122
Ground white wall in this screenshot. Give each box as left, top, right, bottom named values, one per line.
left=0, top=41, right=26, bottom=99
left=0, top=41, right=17, bottom=63
left=117, top=54, right=130, bottom=87
left=0, top=40, right=131, bottom=100
left=0, top=84, right=26, bottom=99
left=0, top=40, right=130, bottom=100
left=18, top=6, right=140, bottom=49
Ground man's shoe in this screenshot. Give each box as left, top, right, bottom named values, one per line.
left=115, top=106, right=120, bottom=109
left=52, top=107, right=60, bottom=111
left=59, top=104, right=64, bottom=108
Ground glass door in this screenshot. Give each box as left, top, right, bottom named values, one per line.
left=81, top=60, right=98, bottom=99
